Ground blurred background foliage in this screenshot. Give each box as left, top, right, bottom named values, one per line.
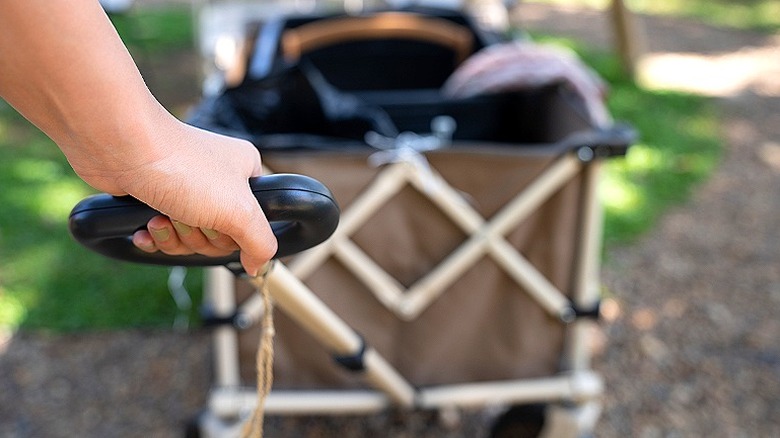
left=527, top=0, right=780, bottom=32
left=0, top=5, right=204, bottom=332
left=0, top=1, right=727, bottom=331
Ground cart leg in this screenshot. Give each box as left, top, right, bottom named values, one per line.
left=568, top=160, right=604, bottom=371
left=195, top=408, right=245, bottom=438
left=559, top=160, right=605, bottom=437
left=540, top=402, right=602, bottom=438
left=206, top=267, right=241, bottom=387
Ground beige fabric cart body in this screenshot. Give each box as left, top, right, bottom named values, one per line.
left=188, top=7, right=633, bottom=437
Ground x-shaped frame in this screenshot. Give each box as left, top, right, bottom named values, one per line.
left=283, top=152, right=584, bottom=322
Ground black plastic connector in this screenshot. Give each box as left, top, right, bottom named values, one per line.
left=333, top=337, right=367, bottom=372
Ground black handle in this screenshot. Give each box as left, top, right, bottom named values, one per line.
left=68, top=174, right=339, bottom=268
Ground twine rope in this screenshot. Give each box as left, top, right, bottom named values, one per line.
left=241, top=262, right=275, bottom=438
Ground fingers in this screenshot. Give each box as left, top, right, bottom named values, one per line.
left=227, top=195, right=278, bottom=277
left=132, top=212, right=276, bottom=276
left=237, top=142, right=278, bottom=275
left=122, top=130, right=276, bottom=274
left=133, top=216, right=239, bottom=257
left=239, top=228, right=277, bottom=277
left=132, top=228, right=157, bottom=253
left=131, top=212, right=276, bottom=276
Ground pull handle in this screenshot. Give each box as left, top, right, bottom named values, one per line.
left=68, top=174, right=339, bottom=268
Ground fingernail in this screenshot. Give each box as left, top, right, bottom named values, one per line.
left=172, top=220, right=192, bottom=236
left=150, top=227, right=170, bottom=242
left=202, top=228, right=220, bottom=240
left=137, top=241, right=156, bottom=251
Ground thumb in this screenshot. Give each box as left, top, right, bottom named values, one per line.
left=233, top=193, right=277, bottom=277
left=250, top=154, right=264, bottom=178
left=228, top=138, right=275, bottom=275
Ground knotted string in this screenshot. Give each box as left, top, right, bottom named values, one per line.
left=241, top=262, right=275, bottom=438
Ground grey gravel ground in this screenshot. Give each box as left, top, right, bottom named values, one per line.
left=1, top=4, right=779, bottom=437
left=513, top=4, right=780, bottom=437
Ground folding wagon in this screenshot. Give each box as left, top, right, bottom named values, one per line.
left=72, top=4, right=634, bottom=437
left=181, top=5, right=635, bottom=436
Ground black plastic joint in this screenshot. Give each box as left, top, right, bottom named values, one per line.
left=576, top=144, right=628, bottom=161
left=333, top=337, right=367, bottom=372
left=200, top=307, right=254, bottom=330
left=200, top=311, right=238, bottom=328
left=571, top=300, right=602, bottom=320
left=576, top=124, right=636, bottom=161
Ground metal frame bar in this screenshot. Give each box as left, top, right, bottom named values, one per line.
left=208, top=371, right=602, bottom=416
left=567, top=161, right=604, bottom=371
left=206, top=266, right=241, bottom=388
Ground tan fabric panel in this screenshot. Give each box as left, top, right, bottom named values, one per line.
left=238, top=150, right=584, bottom=388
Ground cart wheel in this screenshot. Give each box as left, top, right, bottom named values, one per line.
left=489, top=404, right=546, bottom=438
left=183, top=412, right=202, bottom=438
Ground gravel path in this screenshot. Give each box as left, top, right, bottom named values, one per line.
left=1, top=4, right=778, bottom=437
left=511, top=4, right=780, bottom=437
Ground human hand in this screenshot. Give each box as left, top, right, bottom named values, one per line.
left=0, top=0, right=274, bottom=276
left=70, top=116, right=277, bottom=276
left=131, top=216, right=240, bottom=260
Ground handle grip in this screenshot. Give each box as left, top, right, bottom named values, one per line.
left=68, top=174, right=339, bottom=268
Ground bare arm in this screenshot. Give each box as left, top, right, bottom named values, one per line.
left=0, top=0, right=276, bottom=275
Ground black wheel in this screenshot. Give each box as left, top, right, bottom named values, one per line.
left=489, top=404, right=546, bottom=438
left=183, top=411, right=203, bottom=438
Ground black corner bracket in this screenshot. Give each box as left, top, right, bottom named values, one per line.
left=560, top=300, right=602, bottom=323
left=572, top=301, right=602, bottom=320
left=333, top=336, right=368, bottom=372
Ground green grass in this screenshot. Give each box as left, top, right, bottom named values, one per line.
left=108, top=5, right=196, bottom=53
left=589, top=50, right=722, bottom=244
left=0, top=6, right=203, bottom=332
left=529, top=34, right=722, bottom=244
left=524, top=0, right=780, bottom=32
left=0, top=105, right=204, bottom=331
left=633, top=0, right=780, bottom=32
left=0, top=8, right=723, bottom=332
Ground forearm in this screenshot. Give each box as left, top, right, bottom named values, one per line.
left=0, top=0, right=175, bottom=192
left=0, top=0, right=277, bottom=273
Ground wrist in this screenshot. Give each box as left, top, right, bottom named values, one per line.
left=63, top=97, right=184, bottom=195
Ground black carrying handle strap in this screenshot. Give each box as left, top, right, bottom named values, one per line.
left=68, top=174, right=340, bottom=268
